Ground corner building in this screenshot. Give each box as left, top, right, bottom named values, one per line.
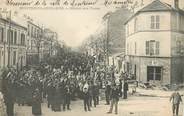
left=125, top=0, right=184, bottom=85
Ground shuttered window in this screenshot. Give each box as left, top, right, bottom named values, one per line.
left=146, top=41, right=150, bottom=55
left=146, top=40, right=160, bottom=55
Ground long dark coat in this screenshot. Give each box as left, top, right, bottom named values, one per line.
left=32, top=89, right=42, bottom=115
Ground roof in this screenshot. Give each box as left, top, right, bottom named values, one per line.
left=27, top=20, right=42, bottom=30
left=125, top=0, right=184, bottom=24
left=139, top=0, right=174, bottom=12
left=0, top=17, right=27, bottom=30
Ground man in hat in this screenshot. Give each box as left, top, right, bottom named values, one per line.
left=170, top=90, right=182, bottom=116
left=32, top=88, right=42, bottom=116
left=63, top=85, right=71, bottom=111
left=123, top=80, right=129, bottom=99
left=83, top=85, right=91, bottom=111
left=107, top=83, right=120, bottom=115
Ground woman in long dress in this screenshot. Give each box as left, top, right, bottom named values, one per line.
left=0, top=91, right=7, bottom=116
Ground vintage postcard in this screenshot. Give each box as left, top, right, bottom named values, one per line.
left=0, top=0, right=183, bottom=116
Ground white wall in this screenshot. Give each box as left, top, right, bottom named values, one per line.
left=126, top=11, right=172, bottom=57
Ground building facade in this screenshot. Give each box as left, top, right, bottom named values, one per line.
left=0, top=17, right=27, bottom=69
left=125, top=0, right=184, bottom=85
left=43, top=28, right=58, bottom=58
left=26, top=21, right=42, bottom=65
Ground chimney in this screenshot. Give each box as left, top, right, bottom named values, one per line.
left=174, top=0, right=179, bottom=9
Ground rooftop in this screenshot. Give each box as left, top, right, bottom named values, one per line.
left=125, top=0, right=184, bottom=24
left=0, top=17, right=27, bottom=30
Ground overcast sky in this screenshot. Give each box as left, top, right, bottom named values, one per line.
left=1, top=0, right=184, bottom=47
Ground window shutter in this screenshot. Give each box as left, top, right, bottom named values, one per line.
left=11, top=30, right=13, bottom=44
left=0, top=28, right=2, bottom=42
left=156, top=41, right=160, bottom=55
left=0, top=28, right=4, bottom=42
left=7, top=30, right=10, bottom=43
left=156, top=15, right=160, bottom=29
left=146, top=41, right=150, bottom=55
left=151, top=16, right=155, bottom=29
left=14, top=31, right=17, bottom=44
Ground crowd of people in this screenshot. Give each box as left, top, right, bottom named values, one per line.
left=0, top=51, right=132, bottom=116
left=0, top=52, right=183, bottom=116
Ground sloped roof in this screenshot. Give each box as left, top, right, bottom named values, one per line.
left=0, top=17, right=27, bottom=30
left=139, top=0, right=173, bottom=12
left=125, top=0, right=184, bottom=24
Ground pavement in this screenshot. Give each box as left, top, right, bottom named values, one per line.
left=14, top=88, right=184, bottom=116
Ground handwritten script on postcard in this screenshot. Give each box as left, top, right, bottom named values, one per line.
left=5, top=0, right=143, bottom=10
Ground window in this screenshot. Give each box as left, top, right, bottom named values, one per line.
left=147, top=66, right=162, bottom=81
left=156, top=15, right=160, bottom=29
left=21, top=33, right=25, bottom=45
left=31, top=40, right=33, bottom=49
left=176, top=40, right=184, bottom=54
left=151, top=16, right=155, bottom=29
left=145, top=40, right=160, bottom=55
left=155, top=41, right=159, bottom=55
left=31, top=27, right=33, bottom=37
left=150, top=15, right=160, bottom=29
left=14, top=31, right=17, bottom=44
left=13, top=51, right=16, bottom=65
left=150, top=40, right=155, bottom=55
left=27, top=40, right=29, bottom=49
left=11, top=30, right=13, bottom=44
left=146, top=41, right=150, bottom=55
left=0, top=28, right=4, bottom=42
left=28, top=24, right=30, bottom=36
left=8, top=30, right=14, bottom=44
left=34, top=28, right=37, bottom=38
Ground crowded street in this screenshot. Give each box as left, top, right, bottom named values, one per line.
left=1, top=0, right=184, bottom=116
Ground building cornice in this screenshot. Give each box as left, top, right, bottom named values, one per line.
left=126, top=29, right=184, bottom=38
left=126, top=55, right=171, bottom=58
left=27, top=21, right=42, bottom=30
left=0, top=18, right=27, bottom=30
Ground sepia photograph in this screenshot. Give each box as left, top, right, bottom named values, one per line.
left=0, top=0, right=184, bottom=116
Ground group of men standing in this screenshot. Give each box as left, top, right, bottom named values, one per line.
left=0, top=62, right=132, bottom=116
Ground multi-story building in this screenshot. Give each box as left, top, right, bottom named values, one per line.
left=0, top=17, right=27, bottom=69
left=26, top=20, right=58, bottom=65
left=43, top=28, right=58, bottom=58
left=26, top=20, right=42, bottom=65
left=125, top=0, right=184, bottom=85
